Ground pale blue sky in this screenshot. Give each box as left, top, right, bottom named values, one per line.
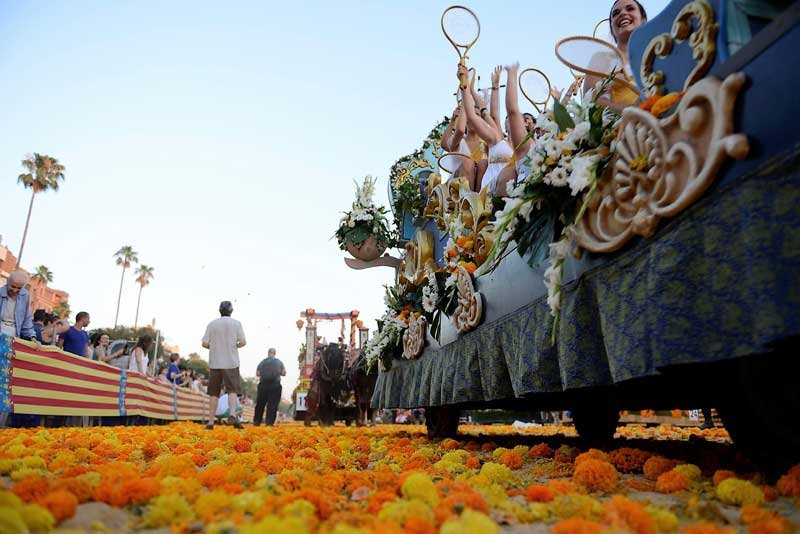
left=0, top=0, right=669, bottom=393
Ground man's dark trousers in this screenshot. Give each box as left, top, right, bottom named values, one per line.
left=254, top=380, right=282, bottom=426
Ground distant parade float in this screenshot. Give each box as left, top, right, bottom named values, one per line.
left=338, top=0, right=800, bottom=469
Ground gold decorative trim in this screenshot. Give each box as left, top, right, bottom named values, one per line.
left=394, top=158, right=434, bottom=187
left=402, top=315, right=427, bottom=360
left=574, top=73, right=749, bottom=253
left=399, top=230, right=436, bottom=287
left=640, top=0, right=718, bottom=97
left=452, top=265, right=483, bottom=333
left=423, top=174, right=451, bottom=230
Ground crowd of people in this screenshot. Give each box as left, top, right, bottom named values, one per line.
left=441, top=0, right=647, bottom=197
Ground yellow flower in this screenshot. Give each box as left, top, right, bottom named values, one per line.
left=0, top=506, right=29, bottom=534
left=142, top=494, right=196, bottom=528
left=331, top=524, right=371, bottom=534
left=716, top=478, right=764, bottom=506
left=440, top=509, right=498, bottom=534
left=19, top=504, right=55, bottom=531
left=240, top=515, right=310, bottom=534
left=21, top=456, right=47, bottom=470
left=402, top=472, right=439, bottom=506
left=378, top=499, right=434, bottom=524
left=646, top=506, right=679, bottom=532
left=0, top=490, right=24, bottom=509
left=282, top=498, right=317, bottom=520
left=674, top=463, right=702, bottom=481
left=479, top=462, right=514, bottom=485
left=232, top=491, right=267, bottom=515
left=0, top=459, right=21, bottom=475
left=9, top=467, right=44, bottom=481
left=549, top=494, right=603, bottom=520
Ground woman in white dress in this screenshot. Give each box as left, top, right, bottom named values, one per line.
left=458, top=65, right=512, bottom=195
left=128, top=334, right=151, bottom=375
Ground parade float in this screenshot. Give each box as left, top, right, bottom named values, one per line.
left=292, top=309, right=365, bottom=425
left=340, top=0, right=800, bottom=469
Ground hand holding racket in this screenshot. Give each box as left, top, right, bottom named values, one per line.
left=555, top=36, right=638, bottom=92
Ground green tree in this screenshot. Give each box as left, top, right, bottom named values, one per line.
left=17, top=153, right=66, bottom=266
left=31, top=265, right=53, bottom=285
left=184, top=357, right=209, bottom=379
left=133, top=264, right=155, bottom=329
left=52, top=300, right=70, bottom=319
left=113, top=246, right=138, bottom=327
left=241, top=377, right=258, bottom=401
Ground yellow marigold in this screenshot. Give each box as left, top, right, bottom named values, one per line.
left=232, top=491, right=268, bottom=515
left=0, top=490, right=24, bottom=509
left=646, top=506, right=680, bottom=532
left=241, top=515, right=310, bottom=534
left=19, top=504, right=55, bottom=531
left=401, top=472, right=439, bottom=506
left=716, top=478, right=765, bottom=507
left=378, top=499, right=434, bottom=525
left=513, top=445, right=529, bottom=457
left=680, top=523, right=734, bottom=534
left=194, top=490, right=234, bottom=523
left=550, top=494, right=603, bottom=520
left=21, top=457, right=47, bottom=471
left=551, top=518, right=603, bottom=534
left=0, top=506, right=28, bottom=534
left=282, top=499, right=318, bottom=520
left=440, top=509, right=498, bottom=534
left=573, top=459, right=619, bottom=493
left=142, top=494, right=196, bottom=528
left=656, top=470, right=690, bottom=493
left=491, top=447, right=510, bottom=459
left=479, top=462, right=514, bottom=485
left=10, top=468, right=44, bottom=482
left=674, top=464, right=702, bottom=481
left=330, top=524, right=370, bottom=534
left=160, top=476, right=203, bottom=504
left=0, top=459, right=22, bottom=475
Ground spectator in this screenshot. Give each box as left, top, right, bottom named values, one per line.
left=157, top=366, right=170, bottom=384
left=128, top=335, right=151, bottom=375
left=61, top=312, right=91, bottom=357
left=33, top=309, right=47, bottom=342
left=201, top=300, right=246, bottom=430
left=93, top=333, right=124, bottom=364
left=254, top=347, right=286, bottom=426
left=41, top=314, right=69, bottom=346
left=0, top=271, right=38, bottom=343
left=191, top=371, right=204, bottom=393
left=166, top=353, right=181, bottom=384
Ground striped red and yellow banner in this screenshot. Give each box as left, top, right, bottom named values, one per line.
left=5, top=338, right=218, bottom=422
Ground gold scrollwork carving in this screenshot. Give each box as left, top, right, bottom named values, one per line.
left=640, top=0, right=718, bottom=97
left=452, top=265, right=483, bottom=333
left=394, top=158, right=434, bottom=187
left=423, top=174, right=451, bottom=230
left=399, top=230, right=436, bottom=287
left=402, top=315, right=427, bottom=360
left=574, top=73, right=749, bottom=253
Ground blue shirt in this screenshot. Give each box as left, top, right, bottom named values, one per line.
left=61, top=327, right=89, bottom=357
left=166, top=363, right=180, bottom=383
left=0, top=286, right=35, bottom=340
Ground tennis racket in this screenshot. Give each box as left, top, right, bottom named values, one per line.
left=518, top=68, right=552, bottom=113
left=441, top=5, right=480, bottom=67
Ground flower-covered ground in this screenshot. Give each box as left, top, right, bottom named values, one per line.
left=1, top=423, right=798, bottom=533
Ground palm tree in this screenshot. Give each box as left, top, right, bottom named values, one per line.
left=113, top=246, right=138, bottom=327
left=17, top=154, right=66, bottom=267
left=133, top=264, right=155, bottom=329
left=52, top=300, right=70, bottom=319
left=31, top=265, right=53, bottom=285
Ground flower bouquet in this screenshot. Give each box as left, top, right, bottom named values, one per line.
left=336, top=176, right=396, bottom=261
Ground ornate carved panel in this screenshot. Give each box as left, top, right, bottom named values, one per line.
left=640, top=0, right=718, bottom=97
left=452, top=265, right=483, bottom=333
left=574, top=73, right=749, bottom=253
left=402, top=315, right=427, bottom=360
left=399, top=230, right=436, bottom=287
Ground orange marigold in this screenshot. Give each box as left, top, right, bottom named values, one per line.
left=680, top=523, right=735, bottom=534
left=403, top=516, right=436, bottom=534
left=529, top=443, right=554, bottom=458
left=760, top=485, right=778, bottom=502
left=656, top=470, right=689, bottom=493
left=524, top=484, right=555, bottom=503
left=11, top=475, right=51, bottom=503
left=776, top=465, right=800, bottom=497
left=548, top=480, right=584, bottom=496
left=573, top=459, right=619, bottom=493
left=555, top=445, right=580, bottom=464
left=38, top=490, right=78, bottom=522
left=643, top=457, right=680, bottom=481
left=609, top=448, right=652, bottom=473
left=498, top=451, right=524, bottom=470
left=713, top=470, right=737, bottom=486
left=575, top=449, right=610, bottom=465
left=440, top=490, right=489, bottom=514
left=551, top=518, right=603, bottom=534
left=603, top=495, right=655, bottom=534
left=367, top=491, right=398, bottom=515
left=465, top=455, right=481, bottom=470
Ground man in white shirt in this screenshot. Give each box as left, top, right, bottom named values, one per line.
left=201, top=300, right=246, bottom=429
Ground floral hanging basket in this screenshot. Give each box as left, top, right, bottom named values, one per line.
left=346, top=235, right=387, bottom=261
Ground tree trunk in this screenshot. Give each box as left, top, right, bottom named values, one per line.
left=17, top=189, right=37, bottom=268
left=134, top=284, right=143, bottom=329
left=114, top=266, right=127, bottom=328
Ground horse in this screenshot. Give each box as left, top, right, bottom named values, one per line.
left=349, top=352, right=378, bottom=426
left=310, top=343, right=349, bottom=426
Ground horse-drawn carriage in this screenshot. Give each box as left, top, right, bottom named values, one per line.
left=354, top=0, right=800, bottom=470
